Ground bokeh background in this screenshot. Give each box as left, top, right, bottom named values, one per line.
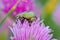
left=0, top=0, right=60, bottom=40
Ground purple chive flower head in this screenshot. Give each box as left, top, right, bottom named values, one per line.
left=10, top=18, right=53, bottom=40
left=2, top=0, right=34, bottom=16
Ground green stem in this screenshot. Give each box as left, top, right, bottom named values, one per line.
left=0, top=0, right=20, bottom=26
left=0, top=10, right=12, bottom=26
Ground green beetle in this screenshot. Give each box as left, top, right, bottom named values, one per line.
left=16, top=12, right=37, bottom=24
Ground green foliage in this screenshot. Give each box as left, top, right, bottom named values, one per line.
left=44, top=14, right=60, bottom=38
left=36, top=0, right=48, bottom=6
left=0, top=31, right=7, bottom=40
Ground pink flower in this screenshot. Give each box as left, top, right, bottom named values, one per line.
left=2, top=0, right=34, bottom=16
left=10, top=18, right=53, bottom=40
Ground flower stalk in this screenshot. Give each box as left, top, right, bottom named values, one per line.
left=0, top=0, right=20, bottom=26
